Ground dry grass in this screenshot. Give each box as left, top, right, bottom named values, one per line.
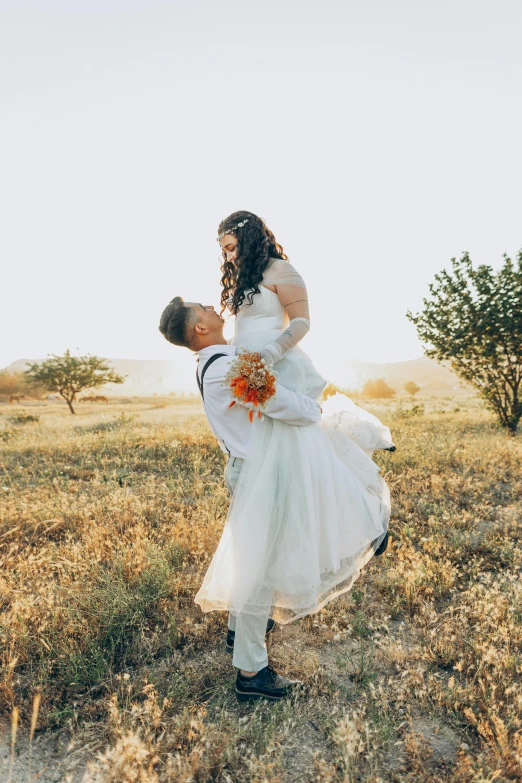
left=1, top=395, right=521, bottom=782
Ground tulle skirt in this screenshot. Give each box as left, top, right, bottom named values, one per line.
left=194, top=393, right=392, bottom=624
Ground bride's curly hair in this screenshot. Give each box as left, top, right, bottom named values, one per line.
left=218, top=211, right=288, bottom=315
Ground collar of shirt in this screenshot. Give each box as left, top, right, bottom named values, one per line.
left=197, top=344, right=236, bottom=364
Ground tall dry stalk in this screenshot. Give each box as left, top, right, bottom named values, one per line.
left=8, top=706, right=19, bottom=783
left=28, top=692, right=41, bottom=783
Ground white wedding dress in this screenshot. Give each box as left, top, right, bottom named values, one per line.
left=195, top=260, right=393, bottom=624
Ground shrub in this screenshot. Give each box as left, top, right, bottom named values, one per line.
left=0, top=368, right=27, bottom=396
left=62, top=543, right=183, bottom=687
left=7, top=411, right=40, bottom=425
left=362, top=378, right=395, bottom=399
left=391, top=400, right=425, bottom=420
left=404, top=381, right=421, bottom=397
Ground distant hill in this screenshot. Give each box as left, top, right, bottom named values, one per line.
left=7, top=357, right=197, bottom=396
left=334, top=356, right=470, bottom=396
left=7, top=354, right=470, bottom=396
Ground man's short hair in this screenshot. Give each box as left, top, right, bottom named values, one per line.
left=159, top=297, right=196, bottom=348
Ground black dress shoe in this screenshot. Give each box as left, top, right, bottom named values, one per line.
left=384, top=445, right=396, bottom=452
left=226, top=618, right=275, bottom=653
left=374, top=530, right=389, bottom=557
left=236, top=665, right=302, bottom=702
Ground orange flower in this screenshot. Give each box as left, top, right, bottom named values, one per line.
left=232, top=379, right=249, bottom=397
left=225, top=350, right=277, bottom=423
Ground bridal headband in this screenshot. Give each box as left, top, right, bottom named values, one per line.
left=218, top=218, right=249, bottom=239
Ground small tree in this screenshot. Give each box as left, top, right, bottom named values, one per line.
left=25, top=351, right=126, bottom=414
left=362, top=378, right=395, bottom=399
left=406, top=251, right=522, bottom=434
left=0, top=369, right=27, bottom=397
left=404, top=381, right=421, bottom=398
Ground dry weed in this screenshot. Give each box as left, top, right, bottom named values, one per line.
left=1, top=400, right=521, bottom=781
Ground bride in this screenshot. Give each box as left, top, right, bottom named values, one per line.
left=195, top=211, right=394, bottom=625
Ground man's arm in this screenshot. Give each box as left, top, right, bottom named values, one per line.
left=257, top=381, right=321, bottom=426
left=203, top=358, right=321, bottom=427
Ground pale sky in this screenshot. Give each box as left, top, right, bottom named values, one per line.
left=1, top=0, right=521, bottom=380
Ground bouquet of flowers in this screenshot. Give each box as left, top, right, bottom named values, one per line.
left=225, top=349, right=277, bottom=422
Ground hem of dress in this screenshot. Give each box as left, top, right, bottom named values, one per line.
left=194, top=526, right=389, bottom=626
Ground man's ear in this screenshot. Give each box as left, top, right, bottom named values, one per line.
left=194, top=322, right=208, bottom=336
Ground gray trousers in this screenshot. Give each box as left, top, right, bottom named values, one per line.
left=225, top=456, right=271, bottom=672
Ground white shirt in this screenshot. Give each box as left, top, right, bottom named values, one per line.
left=196, top=344, right=321, bottom=459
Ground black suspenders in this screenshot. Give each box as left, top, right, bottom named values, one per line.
left=196, top=353, right=228, bottom=401
left=196, top=353, right=230, bottom=454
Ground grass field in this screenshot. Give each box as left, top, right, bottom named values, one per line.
left=1, top=395, right=521, bottom=782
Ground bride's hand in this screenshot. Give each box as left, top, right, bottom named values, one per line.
left=260, top=316, right=310, bottom=366
left=259, top=348, right=274, bottom=365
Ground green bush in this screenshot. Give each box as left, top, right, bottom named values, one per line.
left=60, top=542, right=183, bottom=688
left=392, top=400, right=425, bottom=420
left=8, top=411, right=40, bottom=425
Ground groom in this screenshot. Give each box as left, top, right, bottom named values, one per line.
left=159, top=296, right=321, bottom=701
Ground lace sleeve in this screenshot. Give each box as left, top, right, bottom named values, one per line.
left=262, top=258, right=306, bottom=288
left=261, top=259, right=310, bottom=365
